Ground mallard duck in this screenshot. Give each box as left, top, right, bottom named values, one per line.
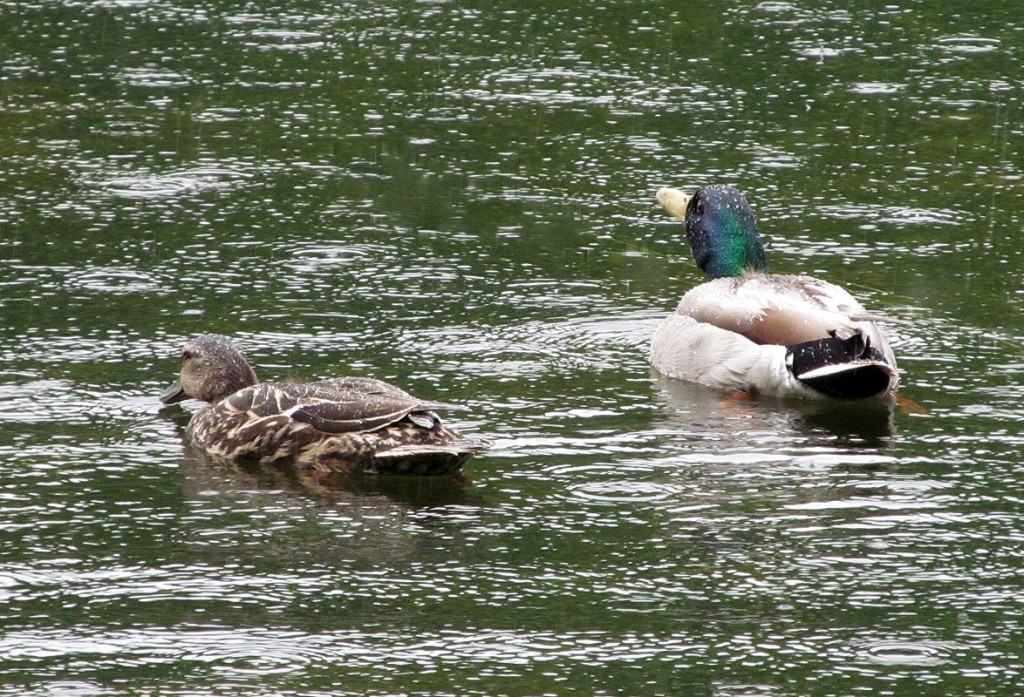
left=159, top=334, right=489, bottom=475
left=649, top=185, right=898, bottom=400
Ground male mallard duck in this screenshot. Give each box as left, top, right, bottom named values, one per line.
left=159, top=334, right=489, bottom=475
left=650, top=185, right=898, bottom=400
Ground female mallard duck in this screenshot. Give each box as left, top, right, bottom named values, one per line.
left=159, top=334, right=489, bottom=475
left=650, top=184, right=899, bottom=400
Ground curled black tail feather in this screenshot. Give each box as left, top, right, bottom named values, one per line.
left=786, top=331, right=893, bottom=399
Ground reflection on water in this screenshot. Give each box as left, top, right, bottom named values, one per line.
left=176, top=442, right=480, bottom=511
left=653, top=372, right=897, bottom=449
left=2, top=0, right=1024, bottom=693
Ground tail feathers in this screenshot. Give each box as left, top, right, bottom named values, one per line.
left=376, top=438, right=492, bottom=458
left=787, top=331, right=897, bottom=399
left=370, top=438, right=491, bottom=476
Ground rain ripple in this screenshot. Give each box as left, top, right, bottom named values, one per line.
left=935, top=35, right=1001, bottom=54
left=850, top=82, right=903, bottom=95
left=817, top=202, right=960, bottom=227
left=63, top=267, right=163, bottom=295
left=89, top=166, right=254, bottom=200
left=0, top=626, right=707, bottom=674
left=858, top=638, right=960, bottom=667
left=567, top=479, right=679, bottom=504
left=242, top=29, right=327, bottom=52
left=0, top=380, right=79, bottom=424
left=116, top=67, right=195, bottom=89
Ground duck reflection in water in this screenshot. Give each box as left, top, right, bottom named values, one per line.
left=175, top=441, right=480, bottom=508
left=652, top=371, right=896, bottom=451
left=159, top=334, right=490, bottom=477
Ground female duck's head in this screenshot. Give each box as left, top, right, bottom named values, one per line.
left=160, top=334, right=259, bottom=405
left=657, top=184, right=767, bottom=279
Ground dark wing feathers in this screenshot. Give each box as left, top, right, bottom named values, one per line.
left=227, top=378, right=457, bottom=436
left=290, top=399, right=422, bottom=434
left=314, top=377, right=469, bottom=412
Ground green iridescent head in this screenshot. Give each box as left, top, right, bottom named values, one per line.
left=657, top=184, right=767, bottom=279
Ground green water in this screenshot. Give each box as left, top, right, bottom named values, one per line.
left=2, top=0, right=1023, bottom=694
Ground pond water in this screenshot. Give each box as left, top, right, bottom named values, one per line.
left=2, top=0, right=1023, bottom=694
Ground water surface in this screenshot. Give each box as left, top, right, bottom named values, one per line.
left=2, top=0, right=1023, bottom=694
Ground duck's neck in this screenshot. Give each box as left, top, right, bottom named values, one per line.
left=197, top=362, right=258, bottom=404
left=698, top=215, right=767, bottom=280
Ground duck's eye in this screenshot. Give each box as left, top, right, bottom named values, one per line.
left=181, top=350, right=192, bottom=361
left=695, top=200, right=705, bottom=216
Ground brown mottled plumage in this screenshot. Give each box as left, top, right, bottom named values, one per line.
left=160, top=334, right=489, bottom=475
